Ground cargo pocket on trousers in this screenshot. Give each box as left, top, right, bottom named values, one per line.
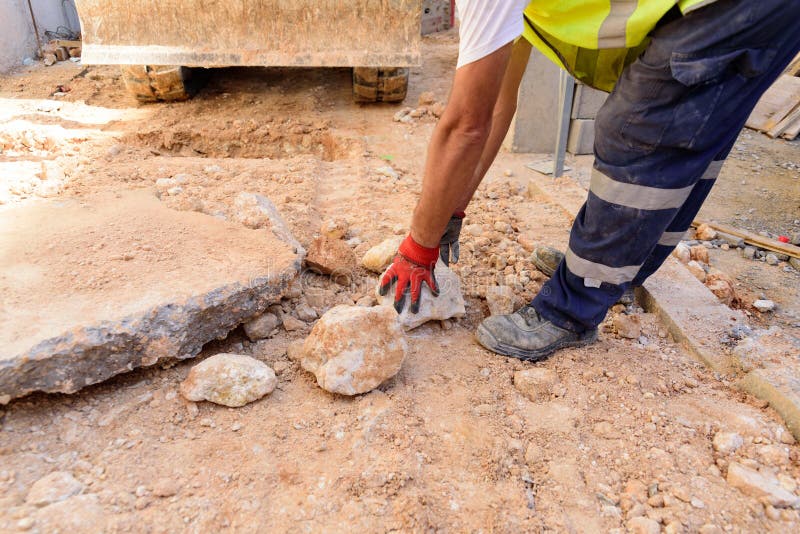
left=664, top=46, right=777, bottom=150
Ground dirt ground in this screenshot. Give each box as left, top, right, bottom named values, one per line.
left=1, top=31, right=799, bottom=533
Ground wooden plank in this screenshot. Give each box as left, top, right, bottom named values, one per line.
left=768, top=105, right=800, bottom=139
left=781, top=114, right=800, bottom=140
left=692, top=220, right=800, bottom=259
left=53, top=39, right=81, bottom=48
left=786, top=51, right=800, bottom=77
left=745, top=75, right=800, bottom=132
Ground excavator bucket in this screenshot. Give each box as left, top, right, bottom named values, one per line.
left=73, top=0, right=421, bottom=68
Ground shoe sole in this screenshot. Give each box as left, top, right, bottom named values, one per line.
left=475, top=324, right=598, bottom=362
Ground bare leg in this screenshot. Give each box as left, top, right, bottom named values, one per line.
left=455, top=39, right=532, bottom=212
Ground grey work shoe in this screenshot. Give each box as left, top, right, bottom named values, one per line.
left=532, top=245, right=638, bottom=306
left=476, top=305, right=598, bottom=362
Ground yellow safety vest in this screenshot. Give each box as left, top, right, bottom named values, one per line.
left=523, top=0, right=719, bottom=92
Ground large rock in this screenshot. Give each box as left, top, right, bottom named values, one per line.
left=299, top=305, right=407, bottom=395
left=376, top=260, right=466, bottom=330
left=34, top=494, right=106, bottom=533
left=305, top=236, right=356, bottom=285
left=26, top=471, right=84, bottom=506
left=361, top=236, right=403, bottom=273
left=726, top=462, right=800, bottom=508
left=0, top=190, right=303, bottom=404
left=180, top=353, right=277, bottom=407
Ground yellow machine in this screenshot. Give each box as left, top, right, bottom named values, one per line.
left=73, top=0, right=422, bottom=102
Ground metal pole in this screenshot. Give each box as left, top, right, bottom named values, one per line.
left=553, top=70, right=575, bottom=178
left=26, top=0, right=43, bottom=57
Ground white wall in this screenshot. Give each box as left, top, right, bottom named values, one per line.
left=0, top=0, right=37, bottom=73
left=0, top=0, right=79, bottom=73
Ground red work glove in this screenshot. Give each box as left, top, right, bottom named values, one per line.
left=379, top=234, right=439, bottom=314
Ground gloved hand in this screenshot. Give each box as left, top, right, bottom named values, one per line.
left=439, top=211, right=465, bottom=266
left=379, top=234, right=439, bottom=314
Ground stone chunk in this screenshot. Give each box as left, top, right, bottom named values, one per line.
left=361, top=236, right=403, bottom=273
left=712, top=432, right=743, bottom=455
left=243, top=312, right=280, bottom=341
left=686, top=260, right=707, bottom=282
left=705, top=270, right=739, bottom=306
left=180, top=354, right=277, bottom=407
left=627, top=516, right=660, bottom=534
left=672, top=243, right=691, bottom=264
left=695, top=223, right=717, bottom=241
left=753, top=299, right=775, bottom=313
left=726, top=462, right=800, bottom=508
left=613, top=314, right=641, bottom=339
left=320, top=218, right=347, bottom=239
left=514, top=368, right=559, bottom=403
left=34, top=494, right=105, bottom=533
left=152, top=478, right=181, bottom=498
left=486, top=285, right=517, bottom=316
left=305, top=236, right=356, bottom=285
left=690, top=245, right=710, bottom=264
left=299, top=305, right=407, bottom=395
left=27, top=471, right=84, bottom=506
left=376, top=260, right=466, bottom=330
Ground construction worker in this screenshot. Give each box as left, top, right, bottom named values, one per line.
left=380, top=0, right=800, bottom=361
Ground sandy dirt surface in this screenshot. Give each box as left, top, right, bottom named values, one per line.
left=1, top=31, right=799, bottom=533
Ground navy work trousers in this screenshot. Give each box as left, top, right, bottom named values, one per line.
left=533, top=0, right=800, bottom=333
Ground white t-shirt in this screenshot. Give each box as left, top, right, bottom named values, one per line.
left=455, top=0, right=529, bottom=69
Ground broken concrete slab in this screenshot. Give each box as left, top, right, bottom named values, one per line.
left=0, top=190, right=301, bottom=403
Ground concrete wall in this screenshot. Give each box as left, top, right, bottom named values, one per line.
left=0, top=0, right=78, bottom=73
left=0, top=0, right=37, bottom=73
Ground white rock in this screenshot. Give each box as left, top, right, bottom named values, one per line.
left=26, top=471, right=83, bottom=506
left=514, top=368, right=559, bottom=403
left=695, top=223, right=718, bottom=241
left=627, top=516, right=661, bottom=534
left=686, top=260, right=707, bottom=282
left=34, top=494, right=105, bottom=533
left=243, top=312, right=280, bottom=341
left=486, top=285, right=516, bottom=316
left=672, top=243, right=691, bottom=264
left=712, top=432, right=743, bottom=455
left=376, top=260, right=466, bottom=330
left=361, top=236, right=403, bottom=273
left=179, top=354, right=277, bottom=407
left=300, top=305, right=407, bottom=395
left=726, top=462, right=800, bottom=508
left=753, top=299, right=775, bottom=312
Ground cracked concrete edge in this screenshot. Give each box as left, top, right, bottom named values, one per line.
left=737, top=369, right=800, bottom=441
left=0, top=259, right=301, bottom=404
left=527, top=173, right=744, bottom=377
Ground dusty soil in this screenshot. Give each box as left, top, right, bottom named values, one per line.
left=1, top=31, right=800, bottom=533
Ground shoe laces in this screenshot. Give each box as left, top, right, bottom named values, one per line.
left=518, top=305, right=542, bottom=326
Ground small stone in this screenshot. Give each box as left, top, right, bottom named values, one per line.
left=698, top=525, right=722, bottom=534
left=43, top=53, right=57, bottom=66
left=282, top=316, right=306, bottom=332
left=741, top=246, right=756, bottom=260
left=376, top=260, right=466, bottom=330
left=712, top=432, right=743, bottom=455
left=179, top=354, right=277, bottom=407
left=672, top=243, right=691, bottom=264
left=305, top=287, right=337, bottom=310
left=320, top=219, right=347, bottom=239
left=726, top=461, right=800, bottom=508
left=695, top=223, right=718, bottom=241
left=243, top=312, right=280, bottom=341
left=305, top=236, right=356, bottom=285
left=753, top=299, right=775, bottom=313
left=429, top=101, right=446, bottom=118
left=690, top=245, right=710, bottom=264
left=765, top=504, right=781, bottom=520
left=361, top=236, right=403, bottom=273
left=26, top=471, right=83, bottom=506
left=691, top=497, right=705, bottom=508
left=613, top=314, right=641, bottom=339
left=513, top=368, right=559, bottom=403
left=627, top=516, right=660, bottom=534
left=299, top=305, right=407, bottom=395
left=485, top=285, right=516, bottom=316
left=152, top=478, right=180, bottom=498
left=418, top=91, right=436, bottom=106
left=295, top=303, right=318, bottom=322
left=686, top=260, right=707, bottom=282
left=705, top=270, right=738, bottom=306
left=16, top=517, right=34, bottom=530
left=765, top=253, right=779, bottom=266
